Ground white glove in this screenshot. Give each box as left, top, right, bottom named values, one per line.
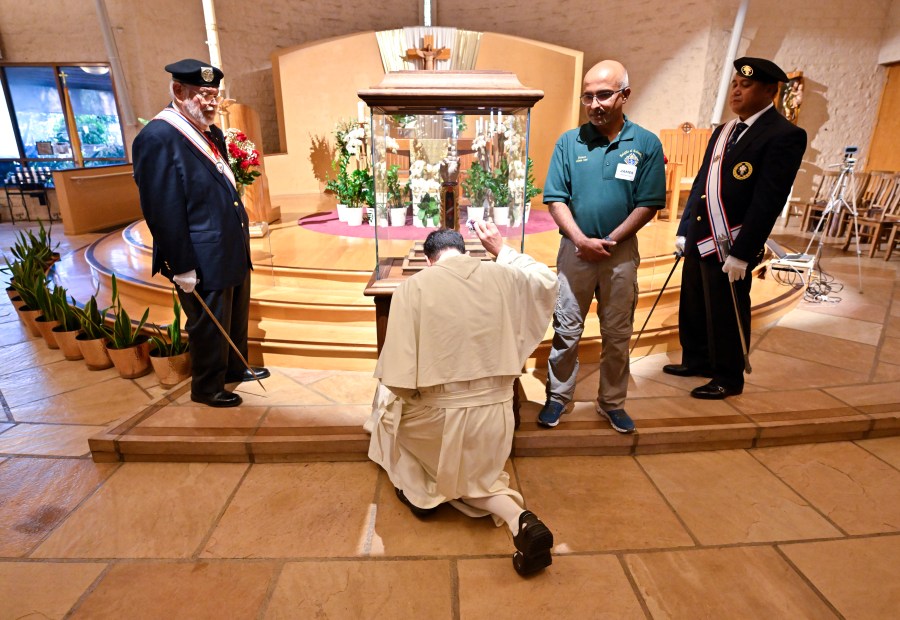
left=722, top=255, right=748, bottom=283
left=675, top=236, right=686, bottom=254
left=173, top=269, right=198, bottom=293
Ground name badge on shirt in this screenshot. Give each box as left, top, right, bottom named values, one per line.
left=615, top=163, right=637, bottom=181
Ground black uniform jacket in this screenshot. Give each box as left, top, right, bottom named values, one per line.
left=132, top=114, right=251, bottom=291
left=678, top=107, right=807, bottom=266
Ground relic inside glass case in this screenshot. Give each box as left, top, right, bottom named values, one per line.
left=358, top=71, right=544, bottom=277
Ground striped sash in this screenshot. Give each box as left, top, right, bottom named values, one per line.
left=153, top=108, right=237, bottom=190
left=698, top=119, right=742, bottom=261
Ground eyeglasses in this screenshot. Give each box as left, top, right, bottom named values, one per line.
left=580, top=88, right=626, bottom=105
left=193, top=88, right=222, bottom=103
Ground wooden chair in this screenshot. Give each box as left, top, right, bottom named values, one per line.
left=658, top=162, right=683, bottom=221
left=844, top=175, right=900, bottom=256
left=800, top=170, right=839, bottom=232
left=882, top=217, right=900, bottom=260
left=659, top=122, right=712, bottom=209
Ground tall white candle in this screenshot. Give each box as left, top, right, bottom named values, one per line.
left=358, top=101, right=365, bottom=123
left=498, top=110, right=503, bottom=127
left=452, top=116, right=458, bottom=138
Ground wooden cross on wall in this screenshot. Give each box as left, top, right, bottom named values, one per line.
left=404, top=35, right=450, bottom=70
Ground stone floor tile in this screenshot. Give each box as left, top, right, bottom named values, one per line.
left=873, top=361, right=900, bottom=382
left=264, top=560, right=451, bottom=619
left=201, top=461, right=378, bottom=558
left=0, top=562, right=106, bottom=619
left=514, top=456, right=694, bottom=552
left=306, top=372, right=380, bottom=404
left=857, top=435, right=900, bottom=470
left=133, top=405, right=267, bottom=436
left=886, top=314, right=900, bottom=339
left=780, top=535, right=900, bottom=620
left=879, top=336, right=900, bottom=366
left=0, top=359, right=120, bottom=408
left=0, top=423, right=102, bottom=457
left=754, top=442, right=900, bottom=534
left=11, top=376, right=151, bottom=425
left=0, top=457, right=117, bottom=557
left=626, top=546, right=837, bottom=619
left=0, top=337, right=65, bottom=371
left=32, top=462, right=247, bottom=558
left=366, top=469, right=515, bottom=557
left=775, top=309, right=883, bottom=346
left=72, top=561, right=276, bottom=619
left=276, top=367, right=340, bottom=385
left=743, top=350, right=870, bottom=391
left=728, top=388, right=850, bottom=416
left=260, top=404, right=369, bottom=429
left=638, top=450, right=841, bottom=544
left=458, top=554, right=645, bottom=619
left=825, top=380, right=900, bottom=407
left=231, top=371, right=334, bottom=407
left=757, top=327, right=877, bottom=372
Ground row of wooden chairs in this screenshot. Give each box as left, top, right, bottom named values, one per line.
left=788, top=169, right=900, bottom=260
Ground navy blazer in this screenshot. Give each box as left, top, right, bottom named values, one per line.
left=678, top=107, right=807, bottom=265
left=132, top=116, right=251, bottom=291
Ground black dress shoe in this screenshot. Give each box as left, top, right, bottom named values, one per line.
left=663, top=364, right=713, bottom=378
left=512, top=510, right=554, bottom=576
left=225, top=366, right=271, bottom=383
left=191, top=391, right=242, bottom=407
left=394, top=487, right=438, bottom=518
left=690, top=381, right=742, bottom=400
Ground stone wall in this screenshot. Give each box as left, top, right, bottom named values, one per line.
left=0, top=0, right=895, bottom=189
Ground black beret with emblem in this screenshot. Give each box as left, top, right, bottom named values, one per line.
left=164, top=58, right=223, bottom=87
left=732, top=57, right=789, bottom=84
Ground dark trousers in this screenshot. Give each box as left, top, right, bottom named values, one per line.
left=677, top=252, right=751, bottom=390
left=177, top=270, right=251, bottom=396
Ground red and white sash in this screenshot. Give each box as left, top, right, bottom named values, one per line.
left=697, top=119, right=741, bottom=261
left=153, top=108, right=237, bottom=190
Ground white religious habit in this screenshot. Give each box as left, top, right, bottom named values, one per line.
left=366, top=245, right=558, bottom=524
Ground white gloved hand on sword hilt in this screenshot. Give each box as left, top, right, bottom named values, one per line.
left=173, top=269, right=198, bottom=293
left=722, top=255, right=748, bottom=283
left=674, top=236, right=685, bottom=256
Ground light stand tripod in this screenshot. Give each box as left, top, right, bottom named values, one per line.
left=804, top=147, right=864, bottom=293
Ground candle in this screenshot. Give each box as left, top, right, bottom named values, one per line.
left=358, top=101, right=365, bottom=123
left=452, top=116, right=458, bottom=138
left=498, top=110, right=503, bottom=126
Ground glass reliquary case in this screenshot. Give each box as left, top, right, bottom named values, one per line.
left=357, top=71, right=544, bottom=278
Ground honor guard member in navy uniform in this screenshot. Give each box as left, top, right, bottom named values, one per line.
left=132, top=59, right=269, bottom=407
left=664, top=57, right=806, bottom=399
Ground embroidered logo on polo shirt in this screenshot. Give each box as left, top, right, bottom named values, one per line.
left=576, top=155, right=589, bottom=163
left=620, top=149, right=643, bottom=166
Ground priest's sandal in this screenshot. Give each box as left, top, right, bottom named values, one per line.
left=512, top=510, right=553, bottom=576
left=394, top=487, right=438, bottom=518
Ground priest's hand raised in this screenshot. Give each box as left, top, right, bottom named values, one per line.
left=472, top=220, right=504, bottom=256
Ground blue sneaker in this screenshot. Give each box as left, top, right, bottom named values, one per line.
left=537, top=400, right=566, bottom=428
left=597, top=406, right=635, bottom=434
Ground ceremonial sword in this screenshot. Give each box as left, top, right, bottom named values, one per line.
left=191, top=290, right=268, bottom=392
left=630, top=251, right=682, bottom=355
left=716, top=234, right=752, bottom=374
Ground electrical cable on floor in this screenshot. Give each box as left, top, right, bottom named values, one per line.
left=804, top=264, right=843, bottom=304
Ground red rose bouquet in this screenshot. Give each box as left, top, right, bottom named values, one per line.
left=224, top=128, right=262, bottom=188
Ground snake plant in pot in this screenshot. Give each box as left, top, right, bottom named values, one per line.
left=50, top=287, right=84, bottom=360
left=149, top=290, right=191, bottom=387
left=74, top=294, right=113, bottom=370
left=105, top=274, right=152, bottom=378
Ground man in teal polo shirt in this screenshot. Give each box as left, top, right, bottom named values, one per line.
left=537, top=59, right=666, bottom=433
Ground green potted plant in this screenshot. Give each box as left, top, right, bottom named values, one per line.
left=523, top=157, right=542, bottom=223
left=74, top=294, right=113, bottom=370
left=417, top=194, right=440, bottom=228
left=105, top=274, right=152, bottom=378
left=345, top=168, right=373, bottom=226
left=488, top=159, right=512, bottom=226
left=49, top=287, right=84, bottom=361
left=6, top=257, right=45, bottom=337
left=462, top=161, right=491, bottom=222
left=149, top=290, right=191, bottom=387
left=32, top=280, right=61, bottom=349
left=386, top=165, right=408, bottom=226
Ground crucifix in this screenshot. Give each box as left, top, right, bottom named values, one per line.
left=404, top=35, right=450, bottom=70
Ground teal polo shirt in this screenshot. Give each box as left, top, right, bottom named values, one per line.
left=543, top=117, right=666, bottom=239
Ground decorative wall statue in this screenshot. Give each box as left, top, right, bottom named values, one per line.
left=777, top=71, right=804, bottom=125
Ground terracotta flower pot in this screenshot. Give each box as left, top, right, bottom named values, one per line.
left=107, top=338, right=152, bottom=379
left=75, top=333, right=113, bottom=370
left=16, top=305, right=43, bottom=338
left=34, top=316, right=60, bottom=349
left=52, top=326, right=84, bottom=360
left=6, top=285, right=18, bottom=301
left=149, top=350, right=192, bottom=387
